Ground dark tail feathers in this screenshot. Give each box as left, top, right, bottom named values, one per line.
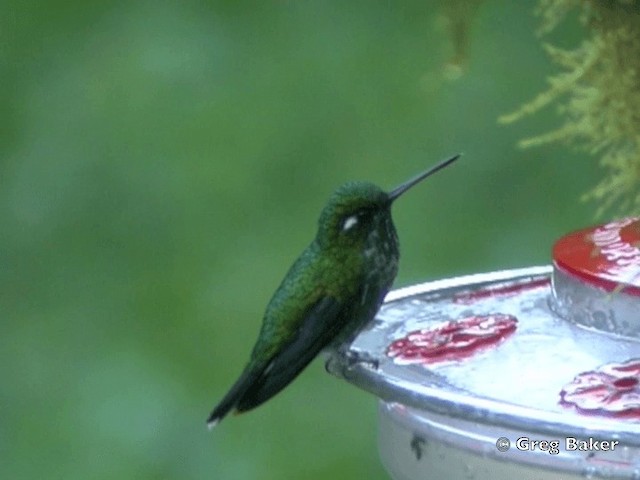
left=206, top=365, right=263, bottom=428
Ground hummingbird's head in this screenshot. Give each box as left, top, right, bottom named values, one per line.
left=316, top=182, right=391, bottom=249
left=314, top=154, right=460, bottom=250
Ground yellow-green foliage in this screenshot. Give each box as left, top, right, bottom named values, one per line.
left=500, top=0, right=640, bottom=216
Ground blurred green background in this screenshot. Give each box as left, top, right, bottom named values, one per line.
left=3, top=1, right=601, bottom=479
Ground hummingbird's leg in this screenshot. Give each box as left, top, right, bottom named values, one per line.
left=323, top=346, right=379, bottom=377
left=341, top=347, right=380, bottom=370
left=324, top=354, right=342, bottom=377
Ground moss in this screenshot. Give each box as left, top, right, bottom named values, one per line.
left=440, top=0, right=484, bottom=79
left=500, top=0, right=640, bottom=216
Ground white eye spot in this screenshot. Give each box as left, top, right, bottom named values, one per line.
left=342, top=215, right=359, bottom=232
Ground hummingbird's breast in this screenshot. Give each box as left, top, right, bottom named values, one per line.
left=333, top=215, right=399, bottom=344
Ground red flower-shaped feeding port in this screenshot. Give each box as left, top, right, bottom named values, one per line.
left=387, top=314, right=518, bottom=365
left=560, top=359, right=640, bottom=418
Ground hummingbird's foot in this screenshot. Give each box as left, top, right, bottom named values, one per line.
left=324, top=355, right=341, bottom=377
left=342, top=349, right=380, bottom=370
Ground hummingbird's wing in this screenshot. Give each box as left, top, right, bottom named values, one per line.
left=235, top=295, right=344, bottom=413
left=207, top=242, right=365, bottom=427
left=206, top=295, right=344, bottom=427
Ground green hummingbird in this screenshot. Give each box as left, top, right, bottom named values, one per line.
left=207, top=154, right=460, bottom=428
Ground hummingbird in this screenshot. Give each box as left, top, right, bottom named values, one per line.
left=207, top=154, right=460, bottom=428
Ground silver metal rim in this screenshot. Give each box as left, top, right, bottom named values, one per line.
left=329, top=266, right=640, bottom=447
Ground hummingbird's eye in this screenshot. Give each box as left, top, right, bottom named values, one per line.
left=342, top=215, right=359, bottom=232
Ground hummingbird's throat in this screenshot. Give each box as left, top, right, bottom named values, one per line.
left=363, top=217, right=399, bottom=282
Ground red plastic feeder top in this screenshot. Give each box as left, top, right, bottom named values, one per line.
left=552, top=218, right=640, bottom=338
left=553, top=217, right=640, bottom=296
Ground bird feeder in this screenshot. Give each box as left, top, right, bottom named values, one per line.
left=327, top=218, right=640, bottom=479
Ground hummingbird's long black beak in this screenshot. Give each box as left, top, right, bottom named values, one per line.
left=387, top=153, right=461, bottom=202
